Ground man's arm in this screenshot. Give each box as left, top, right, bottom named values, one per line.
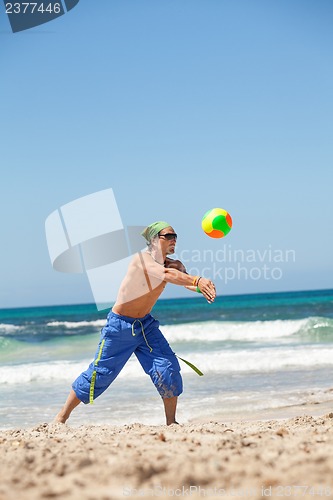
left=164, top=268, right=216, bottom=303
left=165, top=257, right=215, bottom=302
left=142, top=253, right=216, bottom=303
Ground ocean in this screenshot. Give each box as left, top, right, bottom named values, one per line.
left=1, top=289, right=333, bottom=430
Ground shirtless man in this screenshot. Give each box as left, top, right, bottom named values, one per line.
left=55, top=221, right=216, bottom=425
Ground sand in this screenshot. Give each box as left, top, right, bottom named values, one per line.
left=1, top=413, right=333, bottom=500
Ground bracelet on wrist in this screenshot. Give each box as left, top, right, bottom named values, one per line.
left=196, top=286, right=202, bottom=294
left=192, top=275, right=199, bottom=286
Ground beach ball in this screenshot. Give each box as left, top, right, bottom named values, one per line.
left=201, top=208, right=232, bottom=238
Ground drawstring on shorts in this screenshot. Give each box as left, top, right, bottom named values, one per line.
left=131, top=319, right=153, bottom=352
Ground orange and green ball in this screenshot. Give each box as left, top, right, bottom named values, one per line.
left=201, top=208, right=233, bottom=238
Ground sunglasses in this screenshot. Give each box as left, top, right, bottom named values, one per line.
left=158, top=233, right=178, bottom=241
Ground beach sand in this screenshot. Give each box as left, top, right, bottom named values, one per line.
left=1, top=411, right=333, bottom=500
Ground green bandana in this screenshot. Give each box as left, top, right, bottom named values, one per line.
left=141, top=221, right=170, bottom=243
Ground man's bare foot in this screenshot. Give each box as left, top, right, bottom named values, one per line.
left=167, top=421, right=179, bottom=426
left=53, top=390, right=81, bottom=424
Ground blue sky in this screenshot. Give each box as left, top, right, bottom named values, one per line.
left=1, top=0, right=332, bottom=308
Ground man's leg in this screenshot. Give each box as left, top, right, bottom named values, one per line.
left=54, top=389, right=81, bottom=424
left=135, top=322, right=183, bottom=425
left=54, top=318, right=139, bottom=424
left=163, top=396, right=178, bottom=425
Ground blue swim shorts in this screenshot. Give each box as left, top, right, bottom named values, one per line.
left=72, top=311, right=183, bottom=404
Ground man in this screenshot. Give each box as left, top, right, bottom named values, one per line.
left=55, top=221, right=216, bottom=425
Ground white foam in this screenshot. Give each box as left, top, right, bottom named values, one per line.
left=177, top=346, right=333, bottom=374
left=0, top=323, right=22, bottom=333
left=46, top=320, right=106, bottom=329
left=0, top=356, right=144, bottom=384
left=1, top=344, right=333, bottom=384
left=0, top=360, right=91, bottom=384
left=29, top=317, right=332, bottom=343
left=162, top=318, right=309, bottom=342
